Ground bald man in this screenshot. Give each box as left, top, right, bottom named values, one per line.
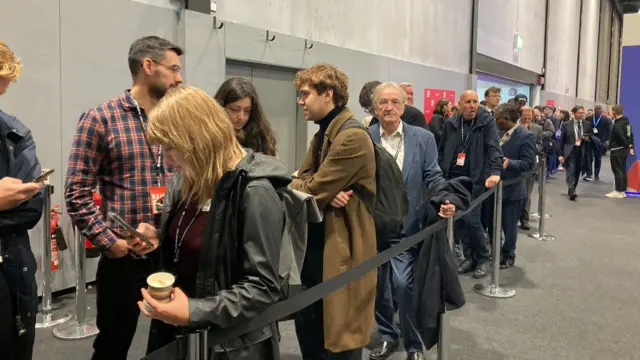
left=438, top=90, right=503, bottom=279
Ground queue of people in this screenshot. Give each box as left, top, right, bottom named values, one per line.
left=0, top=34, right=636, bottom=360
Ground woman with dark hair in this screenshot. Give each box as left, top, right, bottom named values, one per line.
left=429, top=98, right=451, bottom=146
left=215, top=77, right=277, bottom=156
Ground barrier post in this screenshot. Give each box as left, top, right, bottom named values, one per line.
left=530, top=158, right=551, bottom=220
left=53, top=226, right=99, bottom=339
left=437, top=217, right=455, bottom=360
left=187, top=330, right=208, bottom=360
left=36, top=185, right=72, bottom=328
left=529, top=160, right=556, bottom=241
left=474, top=181, right=516, bottom=299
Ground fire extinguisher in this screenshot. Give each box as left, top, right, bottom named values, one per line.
left=50, top=206, right=67, bottom=271
left=85, top=191, right=102, bottom=258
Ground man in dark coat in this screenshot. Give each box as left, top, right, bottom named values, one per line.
left=0, top=40, right=45, bottom=360
left=438, top=90, right=503, bottom=279
left=583, top=105, right=612, bottom=181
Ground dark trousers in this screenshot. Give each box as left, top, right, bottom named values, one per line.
left=584, top=141, right=604, bottom=177
left=501, top=199, right=523, bottom=259
left=91, top=255, right=155, bottom=360
left=565, top=147, right=583, bottom=193
left=611, top=149, right=629, bottom=192
left=375, top=240, right=421, bottom=353
left=520, top=177, right=535, bottom=225
left=295, top=233, right=363, bottom=360
left=455, top=204, right=490, bottom=262
left=547, top=150, right=557, bottom=175
left=0, top=270, right=35, bottom=360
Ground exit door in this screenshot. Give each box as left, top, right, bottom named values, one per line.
left=225, top=61, right=307, bottom=172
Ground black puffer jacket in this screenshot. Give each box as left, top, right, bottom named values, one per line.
left=149, top=150, right=289, bottom=360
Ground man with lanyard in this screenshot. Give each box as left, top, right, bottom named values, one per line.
left=439, top=90, right=503, bottom=279
left=583, top=105, right=612, bottom=181
left=494, top=104, right=535, bottom=268
left=65, top=36, right=183, bottom=360
left=367, top=83, right=454, bottom=360
left=558, top=106, right=592, bottom=201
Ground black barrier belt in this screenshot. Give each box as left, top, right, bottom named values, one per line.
left=143, top=164, right=541, bottom=360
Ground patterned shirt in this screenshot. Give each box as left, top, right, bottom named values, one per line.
left=65, top=90, right=170, bottom=248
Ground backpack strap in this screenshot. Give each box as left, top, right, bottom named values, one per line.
left=335, top=118, right=376, bottom=213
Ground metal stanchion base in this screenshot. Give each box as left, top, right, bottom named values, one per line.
left=53, top=319, right=99, bottom=340
left=473, top=283, right=516, bottom=299
left=35, top=309, right=72, bottom=328
left=528, top=232, right=556, bottom=241
left=530, top=213, right=551, bottom=220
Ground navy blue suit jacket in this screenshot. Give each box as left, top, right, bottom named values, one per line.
left=500, top=125, right=536, bottom=200
left=370, top=122, right=444, bottom=237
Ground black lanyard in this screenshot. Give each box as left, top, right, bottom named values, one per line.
left=132, top=99, right=165, bottom=186
left=460, top=119, right=475, bottom=150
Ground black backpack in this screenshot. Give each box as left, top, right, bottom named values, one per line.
left=334, top=119, right=408, bottom=239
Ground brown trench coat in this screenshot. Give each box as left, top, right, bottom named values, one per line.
left=291, top=107, right=377, bottom=353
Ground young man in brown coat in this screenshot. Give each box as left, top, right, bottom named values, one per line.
left=291, top=62, right=377, bottom=360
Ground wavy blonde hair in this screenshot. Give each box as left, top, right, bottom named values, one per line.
left=146, top=86, right=245, bottom=206
left=0, top=41, right=23, bottom=81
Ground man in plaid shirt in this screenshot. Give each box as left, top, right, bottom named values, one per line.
left=64, top=36, right=183, bottom=360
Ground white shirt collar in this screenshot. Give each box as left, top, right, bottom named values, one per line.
left=507, top=123, right=518, bottom=136
left=380, top=121, right=403, bottom=139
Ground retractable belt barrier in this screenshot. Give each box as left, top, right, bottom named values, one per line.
left=143, top=164, right=544, bottom=360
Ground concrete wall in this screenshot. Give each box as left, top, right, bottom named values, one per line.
left=477, top=0, right=546, bottom=74
left=577, top=0, right=600, bottom=102
left=545, top=0, right=581, bottom=97
left=215, top=0, right=473, bottom=74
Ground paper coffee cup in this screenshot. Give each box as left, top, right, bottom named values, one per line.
left=146, top=272, right=175, bottom=307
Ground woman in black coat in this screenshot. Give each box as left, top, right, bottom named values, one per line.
left=429, top=98, right=452, bottom=147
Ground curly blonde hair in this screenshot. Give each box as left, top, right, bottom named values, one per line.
left=0, top=41, right=22, bottom=82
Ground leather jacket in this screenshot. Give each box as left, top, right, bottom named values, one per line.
left=150, top=150, right=289, bottom=359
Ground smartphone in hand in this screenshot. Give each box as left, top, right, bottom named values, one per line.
left=107, top=212, right=155, bottom=248
left=33, top=169, right=55, bottom=183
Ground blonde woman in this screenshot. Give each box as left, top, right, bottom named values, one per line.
left=136, top=86, right=287, bottom=360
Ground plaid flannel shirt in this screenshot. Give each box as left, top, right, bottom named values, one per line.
left=65, top=90, right=170, bottom=249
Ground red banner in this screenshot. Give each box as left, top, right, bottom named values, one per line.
left=424, top=88, right=456, bottom=123
left=545, top=99, right=555, bottom=107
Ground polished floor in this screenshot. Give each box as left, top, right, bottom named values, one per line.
left=34, top=160, right=640, bottom=360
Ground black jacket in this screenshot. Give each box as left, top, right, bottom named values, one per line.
left=413, top=177, right=472, bottom=350
left=151, top=150, right=288, bottom=359
left=438, top=107, right=503, bottom=196
left=586, top=114, right=613, bottom=145
left=401, top=105, right=429, bottom=131
left=610, top=116, right=634, bottom=151
left=0, top=110, right=43, bottom=328
left=428, top=113, right=446, bottom=146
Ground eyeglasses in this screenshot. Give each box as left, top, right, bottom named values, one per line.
left=377, top=99, right=403, bottom=108
left=152, top=60, right=182, bottom=73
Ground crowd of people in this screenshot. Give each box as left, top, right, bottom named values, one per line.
left=0, top=34, right=635, bottom=360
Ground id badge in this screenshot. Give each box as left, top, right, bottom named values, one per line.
left=456, top=153, right=466, bottom=166
left=201, top=199, right=211, bottom=212
left=593, top=128, right=599, bottom=134
left=555, top=129, right=561, bottom=139
left=149, top=186, right=167, bottom=215
left=575, top=139, right=581, bottom=146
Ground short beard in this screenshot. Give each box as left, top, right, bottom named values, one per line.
left=148, top=81, right=168, bottom=101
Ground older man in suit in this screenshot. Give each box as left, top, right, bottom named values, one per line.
left=519, top=107, right=542, bottom=230
left=495, top=104, right=536, bottom=268
left=368, top=82, right=455, bottom=360
left=559, top=105, right=593, bottom=200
